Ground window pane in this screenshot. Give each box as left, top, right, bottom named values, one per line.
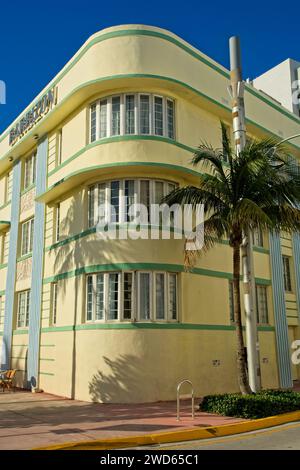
left=18, top=292, right=26, bottom=328
left=156, top=273, right=165, bottom=319
left=55, top=204, right=60, bottom=242
left=125, top=95, right=135, bottom=134
left=90, top=104, right=97, bottom=142
left=154, top=97, right=163, bottom=136
left=96, top=274, right=104, bottom=320
left=154, top=181, right=164, bottom=204
left=139, top=273, right=150, bottom=320
left=256, top=286, right=268, bottom=324
left=108, top=273, right=119, bottom=320
left=111, top=96, right=121, bottom=136
left=21, top=222, right=29, bottom=256
left=169, top=274, right=177, bottom=320
left=98, top=183, right=106, bottom=223
left=125, top=180, right=135, bottom=222
left=140, top=95, right=150, bottom=134
left=123, top=273, right=133, bottom=319
left=140, top=180, right=150, bottom=223
left=99, top=99, right=107, bottom=138
left=29, top=219, right=34, bottom=253
left=110, top=181, right=120, bottom=222
left=167, top=100, right=175, bottom=139
left=88, top=186, right=95, bottom=227
left=87, top=276, right=93, bottom=321
left=283, top=256, right=292, bottom=291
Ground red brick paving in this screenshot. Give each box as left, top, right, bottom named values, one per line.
left=0, top=391, right=244, bottom=450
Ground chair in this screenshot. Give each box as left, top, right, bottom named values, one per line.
left=0, top=370, right=16, bottom=392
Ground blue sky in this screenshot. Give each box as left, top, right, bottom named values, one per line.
left=0, top=0, right=299, bottom=133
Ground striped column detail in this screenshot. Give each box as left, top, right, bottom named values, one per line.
left=292, top=232, right=300, bottom=322
left=0, top=160, right=21, bottom=370
left=269, top=231, right=293, bottom=388
left=27, top=136, right=48, bottom=388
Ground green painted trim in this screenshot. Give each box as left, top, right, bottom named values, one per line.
left=1, top=27, right=300, bottom=151
left=48, top=135, right=196, bottom=177
left=43, top=160, right=202, bottom=202
left=39, top=372, right=54, bottom=376
left=40, top=322, right=275, bottom=332
left=287, top=315, right=299, bottom=319
left=0, top=264, right=7, bottom=270
left=11, top=356, right=27, bottom=360
left=11, top=344, right=28, bottom=347
left=253, top=246, right=270, bottom=254
left=39, top=358, right=55, bottom=362
left=0, top=220, right=10, bottom=225
left=45, top=227, right=96, bottom=251
left=42, top=261, right=271, bottom=286
left=0, top=290, right=5, bottom=296
left=21, top=184, right=36, bottom=196
left=255, top=277, right=272, bottom=286
left=17, top=253, right=32, bottom=262
left=40, top=344, right=55, bottom=347
left=12, top=329, right=29, bottom=335
left=286, top=300, right=297, bottom=304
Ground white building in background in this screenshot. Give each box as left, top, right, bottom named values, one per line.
left=253, top=59, right=300, bottom=116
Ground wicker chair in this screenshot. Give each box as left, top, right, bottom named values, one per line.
left=0, top=370, right=16, bottom=392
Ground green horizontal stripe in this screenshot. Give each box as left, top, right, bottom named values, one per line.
left=40, top=344, right=55, bottom=347
left=40, top=322, right=275, bottom=332
left=20, top=184, right=36, bottom=196
left=42, top=262, right=271, bottom=285
left=12, top=329, right=29, bottom=335
left=39, top=358, right=55, bottom=362
left=0, top=201, right=11, bottom=210
left=17, top=253, right=32, bottom=262
left=39, top=372, right=55, bottom=376
left=0, top=264, right=7, bottom=270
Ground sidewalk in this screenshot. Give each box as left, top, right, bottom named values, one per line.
left=0, top=390, right=244, bottom=450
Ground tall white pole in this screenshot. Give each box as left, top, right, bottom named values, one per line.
left=229, top=36, right=261, bottom=393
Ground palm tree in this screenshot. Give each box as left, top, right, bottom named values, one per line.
left=164, top=124, right=300, bottom=394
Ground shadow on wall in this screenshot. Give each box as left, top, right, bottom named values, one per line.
left=88, top=354, right=154, bottom=403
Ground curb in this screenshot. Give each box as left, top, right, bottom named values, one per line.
left=34, top=410, right=300, bottom=450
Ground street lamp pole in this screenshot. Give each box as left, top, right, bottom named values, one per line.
left=229, top=36, right=261, bottom=393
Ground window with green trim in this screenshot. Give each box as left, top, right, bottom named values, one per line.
left=17, top=290, right=30, bottom=328
left=90, top=93, right=175, bottom=142
left=21, top=218, right=34, bottom=256
left=23, top=152, right=36, bottom=190
left=86, top=271, right=178, bottom=323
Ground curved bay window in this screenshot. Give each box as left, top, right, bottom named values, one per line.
left=86, top=271, right=178, bottom=323
left=90, top=93, right=175, bottom=142
left=88, top=178, right=177, bottom=227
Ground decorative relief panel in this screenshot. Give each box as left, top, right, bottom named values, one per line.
left=16, top=257, right=32, bottom=281
left=20, top=188, right=36, bottom=215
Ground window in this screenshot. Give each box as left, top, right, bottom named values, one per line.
left=255, top=285, right=268, bottom=324
left=125, top=95, right=135, bottom=134
left=111, top=96, right=121, bottom=136
left=24, top=153, right=36, bottom=190
left=86, top=271, right=178, bottom=322
left=90, top=93, right=175, bottom=142
left=166, top=99, right=175, bottom=139
left=17, top=290, right=30, bottom=328
left=57, top=129, right=62, bottom=166
left=21, top=218, right=34, bottom=256
left=154, top=96, right=164, bottom=136
left=139, top=95, right=151, bottom=134
left=55, top=204, right=60, bottom=242
left=51, top=283, right=58, bottom=325
left=88, top=178, right=177, bottom=227
left=283, top=256, right=292, bottom=292
left=251, top=228, right=263, bottom=247
left=6, top=171, right=12, bottom=203
left=0, top=296, right=4, bottom=331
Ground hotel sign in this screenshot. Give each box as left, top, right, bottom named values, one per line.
left=9, top=87, right=57, bottom=146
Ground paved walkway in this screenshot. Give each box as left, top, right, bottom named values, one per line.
left=0, top=391, right=244, bottom=450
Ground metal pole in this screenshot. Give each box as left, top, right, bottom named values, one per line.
left=229, top=36, right=261, bottom=393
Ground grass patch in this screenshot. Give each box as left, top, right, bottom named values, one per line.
left=200, top=389, right=300, bottom=419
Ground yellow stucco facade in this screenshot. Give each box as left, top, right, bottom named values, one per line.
left=0, top=25, right=299, bottom=403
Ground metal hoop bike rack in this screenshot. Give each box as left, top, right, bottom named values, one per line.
left=176, top=379, right=195, bottom=421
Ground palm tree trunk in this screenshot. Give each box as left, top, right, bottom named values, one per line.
left=232, top=243, right=252, bottom=394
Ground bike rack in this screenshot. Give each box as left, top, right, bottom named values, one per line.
left=176, top=379, right=195, bottom=421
